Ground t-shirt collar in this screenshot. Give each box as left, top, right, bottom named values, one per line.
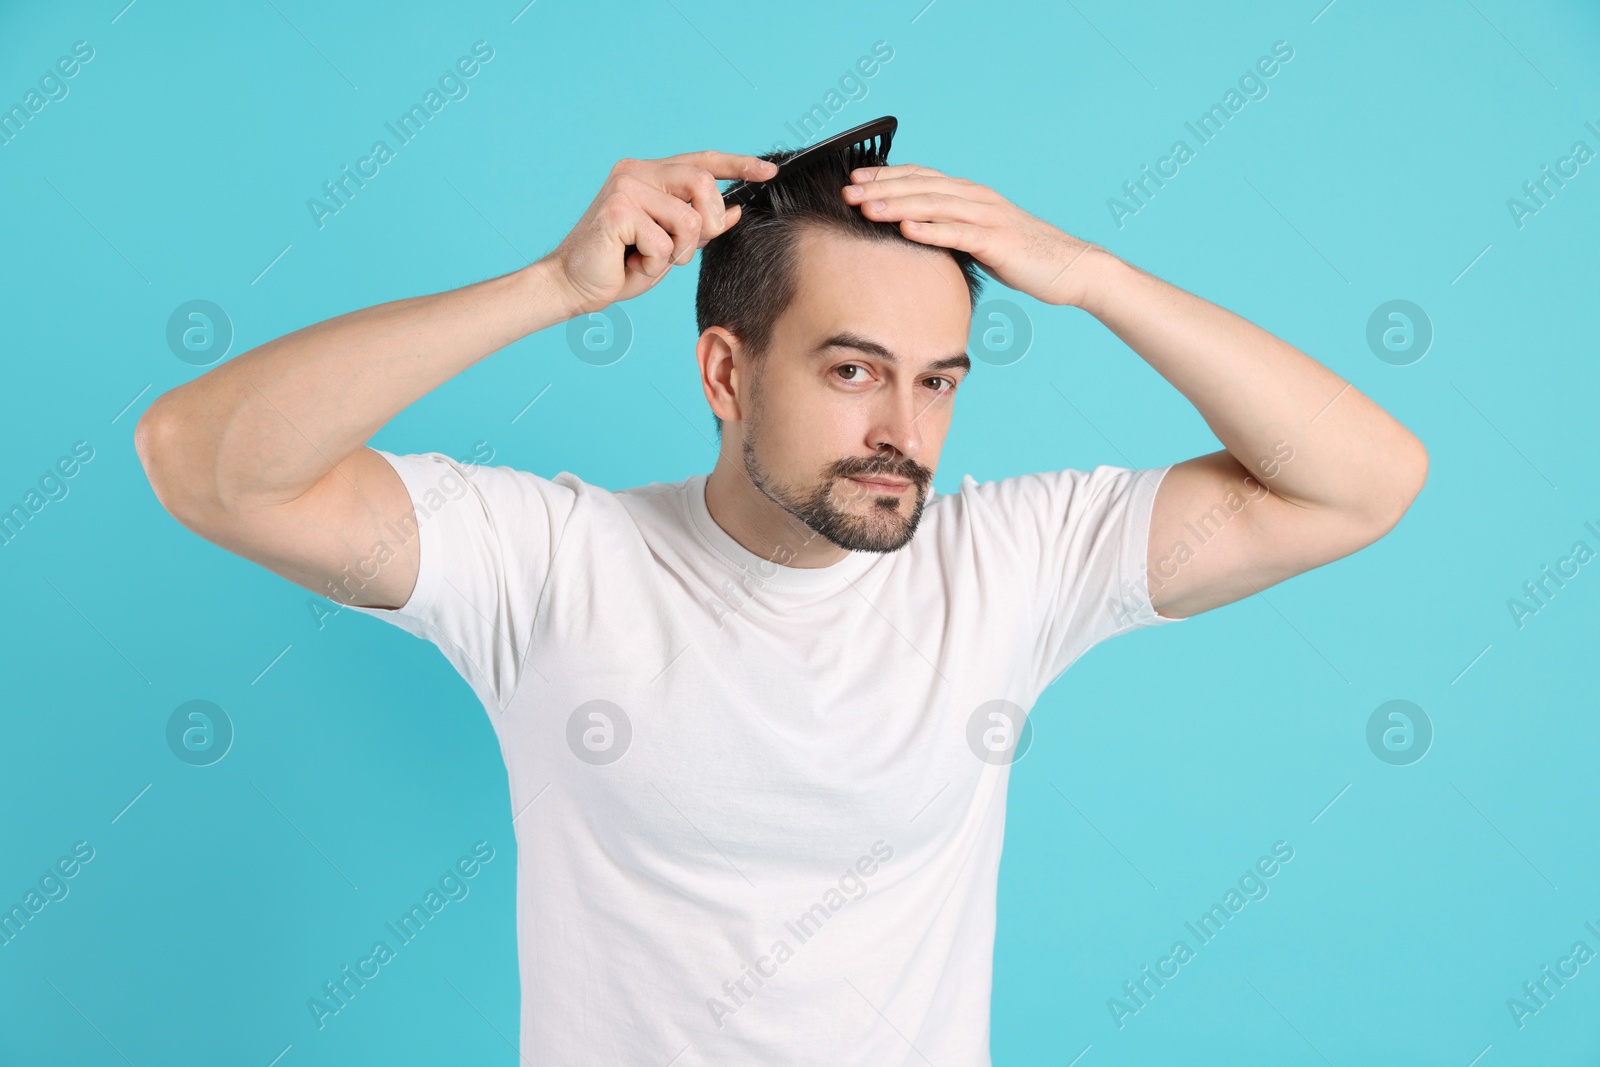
left=684, top=473, right=884, bottom=593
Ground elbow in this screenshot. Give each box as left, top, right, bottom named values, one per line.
left=135, top=400, right=211, bottom=525
left=134, top=402, right=179, bottom=514
left=132, top=402, right=163, bottom=482
left=1399, top=436, right=1429, bottom=513
left=1370, top=436, right=1428, bottom=538
left=1409, top=438, right=1429, bottom=499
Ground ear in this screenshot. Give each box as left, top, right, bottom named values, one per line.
left=697, top=326, right=748, bottom=427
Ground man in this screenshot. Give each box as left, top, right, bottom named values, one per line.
left=135, top=144, right=1426, bottom=1063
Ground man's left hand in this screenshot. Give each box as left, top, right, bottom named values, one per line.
left=842, top=164, right=1106, bottom=308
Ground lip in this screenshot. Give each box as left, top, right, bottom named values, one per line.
left=848, top=476, right=912, bottom=492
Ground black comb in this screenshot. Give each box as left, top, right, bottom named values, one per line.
left=621, top=115, right=897, bottom=265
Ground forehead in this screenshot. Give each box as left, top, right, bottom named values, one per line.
left=780, top=225, right=971, bottom=345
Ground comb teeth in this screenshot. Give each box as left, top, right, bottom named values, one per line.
left=720, top=116, right=897, bottom=209
left=846, top=131, right=891, bottom=171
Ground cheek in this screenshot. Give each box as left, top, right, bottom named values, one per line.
left=916, top=402, right=954, bottom=451
left=761, top=390, right=841, bottom=447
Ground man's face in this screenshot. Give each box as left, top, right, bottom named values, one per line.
left=731, top=225, right=973, bottom=554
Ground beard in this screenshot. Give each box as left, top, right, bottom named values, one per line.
left=740, top=409, right=932, bottom=555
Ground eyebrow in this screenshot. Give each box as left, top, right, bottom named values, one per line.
left=812, top=331, right=972, bottom=375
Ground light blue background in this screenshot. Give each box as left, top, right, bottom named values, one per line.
left=2, top=0, right=1597, bottom=1063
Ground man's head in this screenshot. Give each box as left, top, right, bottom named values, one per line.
left=694, top=148, right=985, bottom=553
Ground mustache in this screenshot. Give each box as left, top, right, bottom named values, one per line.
left=834, top=459, right=930, bottom=485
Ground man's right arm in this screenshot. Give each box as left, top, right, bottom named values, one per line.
left=134, top=151, right=775, bottom=611
left=134, top=260, right=580, bottom=610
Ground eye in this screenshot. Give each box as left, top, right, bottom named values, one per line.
left=833, top=364, right=959, bottom=392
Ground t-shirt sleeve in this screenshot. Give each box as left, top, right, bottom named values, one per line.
left=341, top=448, right=581, bottom=712
left=966, top=463, right=1187, bottom=694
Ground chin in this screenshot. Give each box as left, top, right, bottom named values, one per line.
left=818, top=485, right=926, bottom=553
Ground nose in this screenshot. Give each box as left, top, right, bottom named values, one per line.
left=866, top=386, right=923, bottom=464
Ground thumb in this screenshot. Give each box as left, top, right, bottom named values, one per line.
left=697, top=203, right=743, bottom=248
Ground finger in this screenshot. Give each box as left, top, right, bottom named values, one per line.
left=855, top=191, right=992, bottom=226
left=616, top=158, right=765, bottom=247
left=848, top=163, right=945, bottom=183
left=698, top=203, right=741, bottom=248
left=651, top=162, right=736, bottom=237
left=894, top=218, right=991, bottom=257
left=622, top=179, right=706, bottom=267
left=843, top=175, right=985, bottom=210
left=621, top=212, right=676, bottom=277
left=665, top=150, right=779, bottom=182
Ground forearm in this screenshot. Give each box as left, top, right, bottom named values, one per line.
left=1076, top=251, right=1426, bottom=521
left=140, top=258, right=575, bottom=512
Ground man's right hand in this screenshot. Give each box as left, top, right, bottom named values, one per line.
left=538, top=151, right=778, bottom=318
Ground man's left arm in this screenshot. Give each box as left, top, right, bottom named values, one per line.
left=843, top=164, right=1429, bottom=621
left=1070, top=251, right=1427, bottom=619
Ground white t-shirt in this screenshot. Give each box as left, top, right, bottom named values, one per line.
left=346, top=448, right=1185, bottom=1065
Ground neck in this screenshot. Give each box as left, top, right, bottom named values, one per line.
left=704, top=454, right=852, bottom=570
